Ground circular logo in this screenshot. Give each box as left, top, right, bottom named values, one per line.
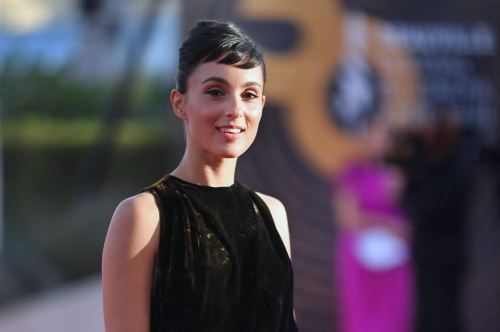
left=329, top=55, right=381, bottom=133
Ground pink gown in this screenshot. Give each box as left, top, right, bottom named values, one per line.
left=333, top=162, right=414, bottom=332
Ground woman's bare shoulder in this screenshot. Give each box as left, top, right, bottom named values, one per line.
left=115, top=192, right=159, bottom=224
left=256, top=192, right=286, bottom=216
left=104, top=192, right=160, bottom=259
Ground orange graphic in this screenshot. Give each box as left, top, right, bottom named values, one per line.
left=237, top=0, right=421, bottom=176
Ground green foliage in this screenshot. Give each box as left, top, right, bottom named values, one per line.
left=0, top=63, right=113, bottom=120
left=0, top=61, right=178, bottom=304
left=0, top=60, right=175, bottom=147
left=0, top=59, right=174, bottom=122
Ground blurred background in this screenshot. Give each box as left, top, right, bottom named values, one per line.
left=0, top=0, right=499, bottom=331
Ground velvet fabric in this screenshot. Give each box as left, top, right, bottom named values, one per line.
left=139, top=175, right=298, bottom=332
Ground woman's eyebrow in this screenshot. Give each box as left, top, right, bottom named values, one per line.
left=242, top=81, right=262, bottom=88
left=202, top=77, right=229, bottom=85
left=202, top=77, right=262, bottom=89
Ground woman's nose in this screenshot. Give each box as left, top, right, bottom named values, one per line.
left=226, top=98, right=243, bottom=119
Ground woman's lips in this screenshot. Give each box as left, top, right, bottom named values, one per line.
left=217, top=126, right=245, bottom=140
left=218, top=127, right=242, bottom=133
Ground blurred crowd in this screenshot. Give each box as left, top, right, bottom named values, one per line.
left=330, top=105, right=499, bottom=332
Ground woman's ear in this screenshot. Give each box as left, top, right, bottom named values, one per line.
left=261, top=95, right=266, bottom=109
left=171, top=89, right=188, bottom=120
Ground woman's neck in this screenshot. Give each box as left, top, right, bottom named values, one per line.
left=170, top=148, right=238, bottom=187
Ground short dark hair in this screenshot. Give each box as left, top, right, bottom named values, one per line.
left=175, top=20, right=266, bottom=94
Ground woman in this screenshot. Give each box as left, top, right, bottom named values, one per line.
left=331, top=120, right=414, bottom=332
left=102, top=20, right=298, bottom=332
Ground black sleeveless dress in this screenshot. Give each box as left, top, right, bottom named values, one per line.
left=138, top=175, right=298, bottom=332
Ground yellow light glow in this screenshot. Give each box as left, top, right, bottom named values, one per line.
left=0, top=0, right=58, bottom=32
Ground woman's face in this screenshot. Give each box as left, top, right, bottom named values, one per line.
left=366, top=121, right=392, bottom=159
left=172, top=61, right=265, bottom=159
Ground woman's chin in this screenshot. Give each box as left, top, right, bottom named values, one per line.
left=218, top=151, right=243, bottom=159
left=216, top=146, right=248, bottom=159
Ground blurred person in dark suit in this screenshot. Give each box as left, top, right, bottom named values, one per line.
left=404, top=104, right=474, bottom=332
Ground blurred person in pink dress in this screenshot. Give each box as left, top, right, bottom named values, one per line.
left=331, top=120, right=415, bottom=332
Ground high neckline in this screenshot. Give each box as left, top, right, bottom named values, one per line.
left=168, top=175, right=238, bottom=190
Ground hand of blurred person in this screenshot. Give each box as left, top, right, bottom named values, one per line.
left=332, top=187, right=411, bottom=242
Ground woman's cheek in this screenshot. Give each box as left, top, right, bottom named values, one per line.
left=248, top=106, right=263, bottom=122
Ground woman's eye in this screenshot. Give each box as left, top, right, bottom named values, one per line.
left=205, top=89, right=223, bottom=97
left=243, top=92, right=258, bottom=99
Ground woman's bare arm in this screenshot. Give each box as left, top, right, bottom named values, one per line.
left=256, top=193, right=292, bottom=259
left=332, top=186, right=411, bottom=240
left=102, top=192, right=160, bottom=332
left=331, top=187, right=365, bottom=231
left=257, top=193, right=297, bottom=322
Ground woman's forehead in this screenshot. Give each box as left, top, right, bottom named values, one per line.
left=189, top=62, right=264, bottom=86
